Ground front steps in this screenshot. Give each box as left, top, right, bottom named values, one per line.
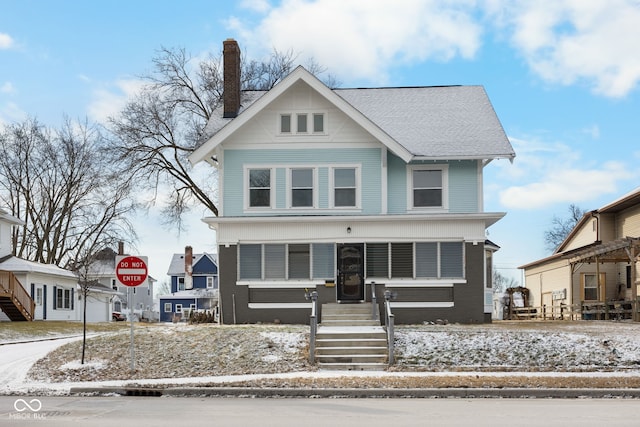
left=315, top=303, right=388, bottom=371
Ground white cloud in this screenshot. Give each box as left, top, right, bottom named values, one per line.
left=1, top=82, right=14, bottom=94
left=0, top=101, right=27, bottom=127
left=497, top=137, right=635, bottom=210
left=232, top=0, right=482, bottom=84
left=0, top=33, right=14, bottom=49
left=87, top=79, right=146, bottom=124
left=240, top=0, right=271, bottom=13
left=489, top=0, right=640, bottom=98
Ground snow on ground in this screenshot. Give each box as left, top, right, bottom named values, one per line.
left=1, top=321, right=640, bottom=396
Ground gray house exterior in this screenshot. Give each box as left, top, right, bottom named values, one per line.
left=189, top=39, right=515, bottom=325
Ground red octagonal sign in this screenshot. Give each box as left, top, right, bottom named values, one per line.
left=115, top=255, right=148, bottom=287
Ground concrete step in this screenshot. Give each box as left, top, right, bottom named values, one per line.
left=316, top=353, right=387, bottom=364
left=316, top=362, right=388, bottom=371
left=320, top=319, right=381, bottom=327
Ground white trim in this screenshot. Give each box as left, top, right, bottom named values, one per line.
left=390, top=301, right=454, bottom=308
left=383, top=280, right=464, bottom=287
left=407, top=164, right=449, bottom=211
left=249, top=303, right=313, bottom=309
left=239, top=281, right=318, bottom=288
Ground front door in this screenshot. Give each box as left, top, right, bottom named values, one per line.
left=337, top=243, right=364, bottom=301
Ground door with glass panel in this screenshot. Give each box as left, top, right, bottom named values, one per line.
left=337, top=243, right=364, bottom=301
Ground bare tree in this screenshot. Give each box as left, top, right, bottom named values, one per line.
left=544, top=204, right=587, bottom=253
left=493, top=267, right=519, bottom=294
left=108, top=46, right=338, bottom=226
left=0, top=118, right=136, bottom=268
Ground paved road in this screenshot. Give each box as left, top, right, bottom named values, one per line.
left=2, top=396, right=639, bottom=426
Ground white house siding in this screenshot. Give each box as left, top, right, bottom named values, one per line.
left=523, top=259, right=572, bottom=307
left=563, top=218, right=598, bottom=251
left=617, top=204, right=640, bottom=237
left=20, top=272, right=77, bottom=321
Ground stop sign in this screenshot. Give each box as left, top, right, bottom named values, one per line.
left=115, top=255, right=148, bottom=287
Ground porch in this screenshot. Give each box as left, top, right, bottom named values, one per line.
left=0, top=270, right=35, bottom=321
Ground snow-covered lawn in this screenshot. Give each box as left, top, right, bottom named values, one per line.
left=1, top=320, right=640, bottom=395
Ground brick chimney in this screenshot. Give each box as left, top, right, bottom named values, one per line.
left=184, top=245, right=194, bottom=290
left=118, top=241, right=124, bottom=255
left=223, top=38, right=241, bottom=118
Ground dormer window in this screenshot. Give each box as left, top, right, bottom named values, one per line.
left=297, top=114, right=307, bottom=133
left=313, top=113, right=324, bottom=133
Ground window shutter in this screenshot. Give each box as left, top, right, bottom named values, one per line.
left=53, top=286, right=57, bottom=310
left=71, top=288, right=74, bottom=310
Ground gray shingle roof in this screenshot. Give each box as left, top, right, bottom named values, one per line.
left=166, top=253, right=217, bottom=276
left=335, top=86, right=514, bottom=159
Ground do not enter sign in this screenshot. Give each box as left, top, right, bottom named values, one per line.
left=115, top=255, right=148, bottom=287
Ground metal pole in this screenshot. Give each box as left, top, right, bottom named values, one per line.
left=129, top=286, right=135, bottom=372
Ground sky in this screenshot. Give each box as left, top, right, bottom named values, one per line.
left=2, top=0, right=640, bottom=287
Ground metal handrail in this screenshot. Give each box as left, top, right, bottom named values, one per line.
left=306, top=290, right=318, bottom=364
left=384, top=290, right=395, bottom=365
left=370, top=281, right=378, bottom=321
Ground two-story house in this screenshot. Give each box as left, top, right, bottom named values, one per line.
left=159, top=246, right=218, bottom=322
left=520, top=187, right=640, bottom=317
left=188, top=39, right=515, bottom=325
left=0, top=209, right=76, bottom=321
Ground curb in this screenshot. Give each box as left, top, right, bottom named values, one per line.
left=69, top=386, right=640, bottom=399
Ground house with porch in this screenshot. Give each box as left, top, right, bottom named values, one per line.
left=159, top=247, right=218, bottom=322
left=188, top=39, right=515, bottom=325
left=520, top=187, right=640, bottom=319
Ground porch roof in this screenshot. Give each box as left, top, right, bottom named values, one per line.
left=562, top=237, right=640, bottom=264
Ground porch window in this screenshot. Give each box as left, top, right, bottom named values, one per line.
left=333, top=168, right=357, bottom=207
left=415, top=242, right=438, bottom=278
left=35, top=288, right=42, bottom=306
left=164, top=303, right=172, bottom=312
left=391, top=243, right=413, bottom=278
left=288, top=244, right=310, bottom=279
left=249, top=169, right=271, bottom=208
left=366, top=243, right=389, bottom=278
left=440, top=242, right=464, bottom=278
left=264, top=244, right=286, bottom=279
left=175, top=304, right=183, bottom=314
left=55, top=287, right=73, bottom=310
left=312, top=243, right=334, bottom=279
left=291, top=168, right=314, bottom=207
left=239, top=244, right=262, bottom=280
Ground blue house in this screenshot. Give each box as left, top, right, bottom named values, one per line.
left=159, top=246, right=218, bottom=322
left=188, top=39, right=515, bottom=325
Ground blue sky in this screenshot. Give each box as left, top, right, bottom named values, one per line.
left=2, top=0, right=640, bottom=285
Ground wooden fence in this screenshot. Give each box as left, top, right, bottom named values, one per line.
left=508, top=300, right=639, bottom=321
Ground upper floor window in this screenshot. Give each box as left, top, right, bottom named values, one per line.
left=279, top=112, right=325, bottom=134
left=409, top=165, right=448, bottom=209
left=178, top=277, right=185, bottom=291
left=280, top=114, right=291, bottom=133
left=249, top=168, right=271, bottom=207
left=333, top=168, right=357, bottom=207
left=206, top=276, right=217, bottom=289
left=313, top=114, right=324, bottom=133
left=291, top=168, right=314, bottom=207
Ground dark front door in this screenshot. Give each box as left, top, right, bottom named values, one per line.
left=337, top=243, right=365, bottom=301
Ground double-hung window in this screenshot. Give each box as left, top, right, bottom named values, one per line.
left=249, top=168, right=271, bottom=208
left=291, top=168, right=314, bottom=207
left=333, top=168, right=357, bottom=207
left=410, top=166, right=447, bottom=209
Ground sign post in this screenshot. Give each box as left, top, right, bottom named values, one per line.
left=115, top=255, right=148, bottom=373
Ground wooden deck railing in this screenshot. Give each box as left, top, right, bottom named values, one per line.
left=508, top=300, right=639, bottom=321
left=0, top=270, right=35, bottom=321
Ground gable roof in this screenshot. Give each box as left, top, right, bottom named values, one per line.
left=166, top=252, right=217, bottom=276
left=189, top=66, right=514, bottom=165
left=0, top=255, right=77, bottom=279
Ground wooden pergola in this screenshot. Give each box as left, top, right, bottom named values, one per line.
left=563, top=237, right=640, bottom=321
